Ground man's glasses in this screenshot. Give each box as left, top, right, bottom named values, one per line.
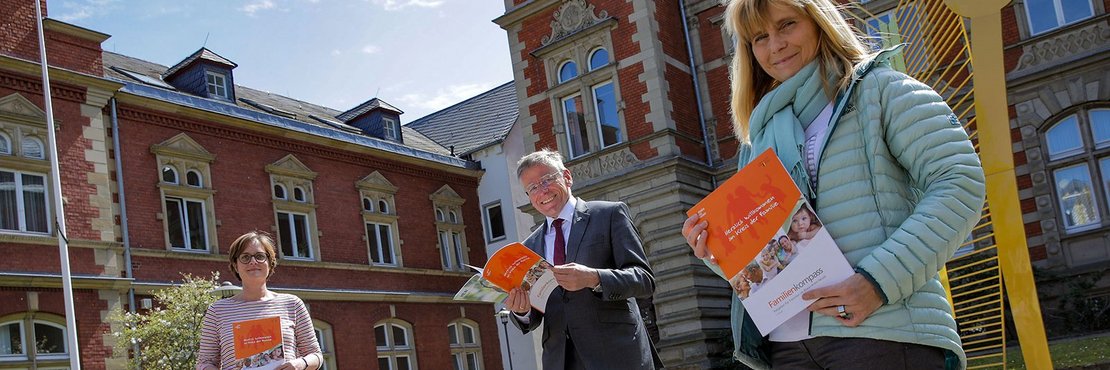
left=237, top=253, right=269, bottom=264
left=525, top=172, right=563, bottom=196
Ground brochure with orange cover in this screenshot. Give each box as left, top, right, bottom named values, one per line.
left=687, top=148, right=853, bottom=335
left=453, top=242, right=557, bottom=312
left=232, top=316, right=284, bottom=370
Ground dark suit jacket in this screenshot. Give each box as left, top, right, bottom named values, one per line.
left=511, top=198, right=662, bottom=369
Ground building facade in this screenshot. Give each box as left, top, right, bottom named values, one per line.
left=0, top=1, right=505, bottom=369
left=497, top=0, right=1108, bottom=368
left=997, top=0, right=1109, bottom=336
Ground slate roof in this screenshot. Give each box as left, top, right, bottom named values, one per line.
left=102, top=51, right=459, bottom=164
left=336, top=98, right=404, bottom=122
left=406, top=81, right=518, bottom=156
left=162, top=47, right=237, bottom=79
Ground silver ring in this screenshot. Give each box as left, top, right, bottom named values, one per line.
left=836, top=305, right=851, bottom=319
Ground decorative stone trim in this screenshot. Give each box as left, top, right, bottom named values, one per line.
left=542, top=0, right=611, bottom=47
left=1014, top=21, right=1109, bottom=72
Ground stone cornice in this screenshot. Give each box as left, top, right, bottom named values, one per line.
left=0, top=272, right=132, bottom=291
left=43, top=18, right=110, bottom=43
left=112, top=100, right=483, bottom=185
left=0, top=232, right=120, bottom=249
left=128, top=247, right=475, bottom=278
left=0, top=55, right=122, bottom=96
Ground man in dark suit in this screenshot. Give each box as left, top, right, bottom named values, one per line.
left=504, top=149, right=661, bottom=369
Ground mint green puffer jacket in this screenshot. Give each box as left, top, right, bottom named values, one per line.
left=722, top=48, right=986, bottom=370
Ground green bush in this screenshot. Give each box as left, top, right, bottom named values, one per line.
left=109, top=273, right=219, bottom=370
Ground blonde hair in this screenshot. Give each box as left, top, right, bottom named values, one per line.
left=724, top=0, right=870, bottom=143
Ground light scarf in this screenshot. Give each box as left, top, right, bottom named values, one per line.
left=745, top=61, right=833, bottom=200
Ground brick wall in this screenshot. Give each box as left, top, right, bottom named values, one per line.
left=309, top=300, right=502, bottom=370
left=0, top=0, right=104, bottom=76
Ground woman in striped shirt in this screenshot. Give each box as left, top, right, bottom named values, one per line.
left=196, top=231, right=322, bottom=370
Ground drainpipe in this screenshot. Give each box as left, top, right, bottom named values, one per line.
left=110, top=97, right=141, bottom=368
left=679, top=0, right=715, bottom=170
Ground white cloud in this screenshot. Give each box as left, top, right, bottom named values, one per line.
left=397, top=83, right=497, bottom=111
left=331, top=49, right=343, bottom=56
left=240, top=0, right=275, bottom=16
left=370, top=0, right=444, bottom=11
left=56, top=0, right=118, bottom=22
left=361, top=45, right=381, bottom=54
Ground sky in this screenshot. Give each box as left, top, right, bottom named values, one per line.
left=57, top=0, right=515, bottom=122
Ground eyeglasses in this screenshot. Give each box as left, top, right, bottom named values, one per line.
left=237, top=253, right=269, bottom=264
left=525, top=172, right=563, bottom=196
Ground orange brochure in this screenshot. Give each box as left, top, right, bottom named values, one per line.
left=687, top=148, right=853, bottom=335
left=687, top=149, right=801, bottom=279
left=232, top=316, right=284, bottom=369
left=453, top=242, right=557, bottom=312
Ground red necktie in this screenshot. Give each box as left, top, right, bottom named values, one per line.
left=552, top=218, right=566, bottom=265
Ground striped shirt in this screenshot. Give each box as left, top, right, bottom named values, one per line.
left=196, top=293, right=320, bottom=369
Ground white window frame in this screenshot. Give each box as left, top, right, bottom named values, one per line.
left=205, top=71, right=229, bottom=99
left=313, top=320, right=337, bottom=370
left=376, top=321, right=417, bottom=370
left=588, top=47, right=609, bottom=71
left=0, top=316, right=70, bottom=364
left=561, top=93, right=591, bottom=159
left=482, top=202, right=506, bottom=244
left=1024, top=0, right=1095, bottom=36
left=383, top=118, right=398, bottom=140
left=0, top=169, right=51, bottom=234
left=277, top=210, right=314, bottom=260
left=367, top=221, right=396, bottom=266
left=1043, top=107, right=1110, bottom=235
left=164, top=196, right=209, bottom=251
left=185, top=170, right=203, bottom=187
left=591, top=80, right=622, bottom=149
left=557, top=60, right=578, bottom=83
left=448, top=320, right=483, bottom=370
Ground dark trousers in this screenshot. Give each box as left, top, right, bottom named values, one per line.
left=770, top=337, right=945, bottom=370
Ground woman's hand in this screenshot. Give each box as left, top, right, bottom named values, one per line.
left=503, top=288, right=532, bottom=315
left=803, top=273, right=884, bottom=327
left=682, top=213, right=716, bottom=264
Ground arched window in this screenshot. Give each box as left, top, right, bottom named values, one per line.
left=1044, top=107, right=1110, bottom=233
left=273, top=184, right=287, bottom=200
left=0, top=316, right=70, bottom=363
left=186, top=170, right=203, bottom=187
left=293, top=187, right=306, bottom=202
left=379, top=199, right=389, bottom=214
left=21, top=136, right=44, bottom=159
left=558, top=60, right=578, bottom=83
left=449, top=211, right=458, bottom=224
left=363, top=197, right=374, bottom=212
left=313, top=319, right=337, bottom=370
left=0, top=132, right=10, bottom=155
left=161, top=165, right=179, bottom=184
left=435, top=208, right=445, bottom=222
left=448, top=320, right=483, bottom=370
left=375, top=320, right=416, bottom=370
left=589, top=47, right=609, bottom=71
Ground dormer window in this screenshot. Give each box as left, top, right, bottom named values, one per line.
left=206, top=71, right=229, bottom=99
left=383, top=118, right=398, bottom=140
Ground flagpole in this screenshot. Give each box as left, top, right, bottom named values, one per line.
left=33, top=1, right=82, bottom=368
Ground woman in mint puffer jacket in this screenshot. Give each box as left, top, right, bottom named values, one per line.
left=682, top=0, right=986, bottom=369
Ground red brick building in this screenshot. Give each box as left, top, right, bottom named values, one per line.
left=496, top=0, right=1108, bottom=368
left=0, top=1, right=503, bottom=369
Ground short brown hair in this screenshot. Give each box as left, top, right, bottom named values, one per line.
left=227, top=231, right=279, bottom=281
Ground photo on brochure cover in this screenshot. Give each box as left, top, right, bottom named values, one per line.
left=728, top=202, right=822, bottom=301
